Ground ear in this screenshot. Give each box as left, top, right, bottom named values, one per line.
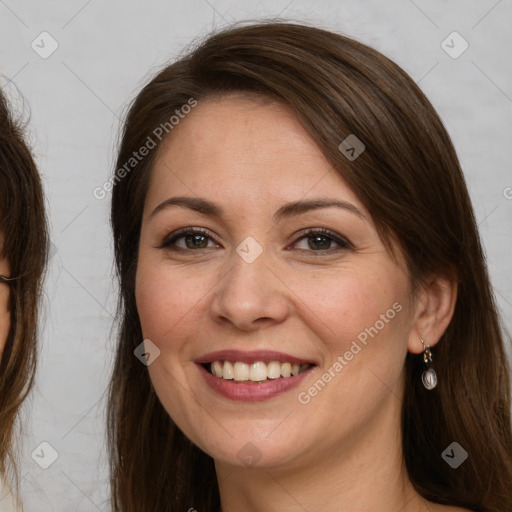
left=407, top=273, right=458, bottom=354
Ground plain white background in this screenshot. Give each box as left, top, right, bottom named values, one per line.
left=0, top=0, right=511, bottom=510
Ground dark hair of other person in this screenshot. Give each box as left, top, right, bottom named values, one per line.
left=0, top=89, right=48, bottom=493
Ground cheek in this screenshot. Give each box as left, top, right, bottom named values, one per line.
left=290, top=265, right=410, bottom=410
left=135, top=261, right=214, bottom=349
left=135, top=261, right=218, bottom=443
left=294, top=267, right=407, bottom=347
left=136, top=272, right=184, bottom=343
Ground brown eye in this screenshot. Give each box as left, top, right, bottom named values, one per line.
left=160, top=228, right=220, bottom=251
left=292, top=229, right=351, bottom=253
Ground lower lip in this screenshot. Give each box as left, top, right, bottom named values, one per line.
left=196, top=363, right=314, bottom=402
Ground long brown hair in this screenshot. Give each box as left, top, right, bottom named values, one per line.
left=109, top=22, right=512, bottom=511
left=0, top=87, right=48, bottom=498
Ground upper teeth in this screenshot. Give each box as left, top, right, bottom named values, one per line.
left=210, top=361, right=310, bottom=382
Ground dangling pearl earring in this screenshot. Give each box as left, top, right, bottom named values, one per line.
left=421, top=338, right=437, bottom=390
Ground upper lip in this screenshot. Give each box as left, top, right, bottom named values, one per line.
left=195, top=350, right=316, bottom=365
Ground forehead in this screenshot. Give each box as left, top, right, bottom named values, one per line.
left=146, top=94, right=366, bottom=215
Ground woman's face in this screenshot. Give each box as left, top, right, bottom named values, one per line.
left=136, top=95, right=419, bottom=469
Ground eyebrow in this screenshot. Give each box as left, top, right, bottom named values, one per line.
left=150, top=196, right=367, bottom=222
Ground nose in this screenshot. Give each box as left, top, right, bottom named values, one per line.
left=209, top=248, right=290, bottom=332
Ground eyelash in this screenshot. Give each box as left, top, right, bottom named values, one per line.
left=159, top=227, right=352, bottom=254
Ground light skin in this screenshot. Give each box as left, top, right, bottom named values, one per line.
left=0, top=238, right=10, bottom=360
left=135, top=95, right=469, bottom=511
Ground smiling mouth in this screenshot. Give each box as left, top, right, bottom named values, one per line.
left=203, top=360, right=314, bottom=383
